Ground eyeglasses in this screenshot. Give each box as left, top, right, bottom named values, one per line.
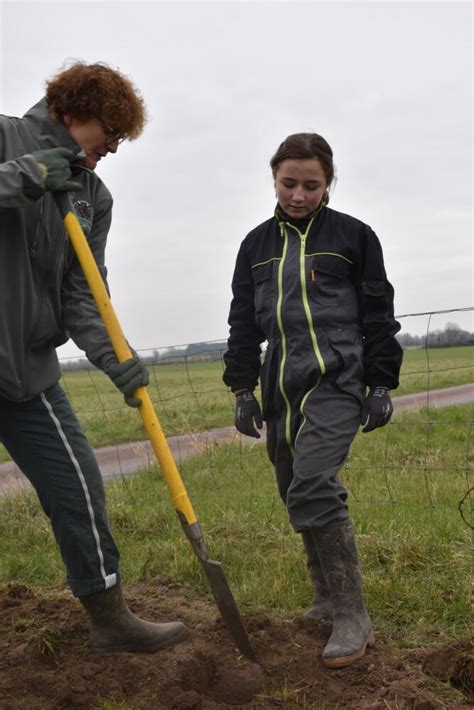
left=97, top=117, right=126, bottom=146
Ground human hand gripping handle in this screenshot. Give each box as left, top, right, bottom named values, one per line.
left=104, top=355, right=149, bottom=407
left=32, top=147, right=82, bottom=192
left=360, top=386, right=393, bottom=433
left=235, top=389, right=263, bottom=438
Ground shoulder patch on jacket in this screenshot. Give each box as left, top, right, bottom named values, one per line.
left=73, top=199, right=94, bottom=236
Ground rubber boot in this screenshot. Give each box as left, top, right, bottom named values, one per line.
left=79, top=582, right=189, bottom=652
left=301, top=531, right=332, bottom=621
left=312, top=520, right=375, bottom=668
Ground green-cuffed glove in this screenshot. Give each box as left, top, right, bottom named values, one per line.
left=32, top=147, right=82, bottom=192
left=105, top=356, right=149, bottom=407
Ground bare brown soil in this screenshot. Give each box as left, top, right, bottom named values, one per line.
left=0, top=580, right=472, bottom=709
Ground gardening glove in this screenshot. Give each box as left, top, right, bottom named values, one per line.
left=235, top=389, right=263, bottom=438
left=360, top=386, right=393, bottom=433
left=105, top=356, right=149, bottom=407
left=32, top=147, right=82, bottom=192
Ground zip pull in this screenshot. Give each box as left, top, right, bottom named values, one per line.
left=311, top=269, right=316, bottom=282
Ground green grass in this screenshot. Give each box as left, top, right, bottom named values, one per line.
left=0, top=359, right=235, bottom=463
left=398, top=345, right=473, bottom=395
left=0, top=345, right=471, bottom=463
left=1, top=403, right=472, bottom=651
left=93, top=701, right=131, bottom=710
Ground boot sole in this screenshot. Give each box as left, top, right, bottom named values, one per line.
left=322, top=633, right=375, bottom=669
left=91, top=626, right=189, bottom=653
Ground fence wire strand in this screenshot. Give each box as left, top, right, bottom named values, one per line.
left=1, top=307, right=472, bottom=528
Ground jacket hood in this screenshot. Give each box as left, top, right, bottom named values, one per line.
left=22, top=98, right=83, bottom=159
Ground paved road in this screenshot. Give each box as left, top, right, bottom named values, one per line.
left=1, top=383, right=472, bottom=496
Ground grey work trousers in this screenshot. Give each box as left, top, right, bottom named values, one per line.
left=266, top=379, right=362, bottom=531
left=0, top=383, right=120, bottom=596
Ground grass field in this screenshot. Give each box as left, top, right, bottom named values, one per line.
left=0, top=403, right=472, bottom=650
left=0, top=344, right=471, bottom=464
left=398, top=344, right=473, bottom=394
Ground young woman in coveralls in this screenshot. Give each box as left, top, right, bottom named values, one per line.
left=223, top=133, right=403, bottom=668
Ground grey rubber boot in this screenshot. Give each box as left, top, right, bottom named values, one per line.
left=301, top=531, right=332, bottom=621
left=311, top=520, right=375, bottom=668
left=79, top=582, right=189, bottom=652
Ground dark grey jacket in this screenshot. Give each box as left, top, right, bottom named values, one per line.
left=223, top=206, right=403, bottom=419
left=0, top=99, right=117, bottom=401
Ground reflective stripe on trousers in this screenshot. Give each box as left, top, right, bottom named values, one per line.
left=0, top=383, right=119, bottom=596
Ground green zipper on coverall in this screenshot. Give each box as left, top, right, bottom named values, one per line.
left=277, top=209, right=326, bottom=452
left=294, top=226, right=328, bottom=445
left=295, top=251, right=354, bottom=443
left=275, top=226, right=293, bottom=452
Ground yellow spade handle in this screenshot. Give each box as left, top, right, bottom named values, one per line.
left=62, top=208, right=197, bottom=525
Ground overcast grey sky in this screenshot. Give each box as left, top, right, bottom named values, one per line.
left=1, top=0, right=472, bottom=358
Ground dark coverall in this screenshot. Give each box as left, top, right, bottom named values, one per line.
left=0, top=100, right=121, bottom=596
left=223, top=206, right=403, bottom=530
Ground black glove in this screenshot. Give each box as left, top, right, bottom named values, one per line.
left=105, top=357, right=149, bottom=407
left=32, top=147, right=82, bottom=192
left=360, top=386, right=393, bottom=433
left=235, top=390, right=263, bottom=438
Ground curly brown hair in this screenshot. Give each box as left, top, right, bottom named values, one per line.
left=46, top=61, right=146, bottom=140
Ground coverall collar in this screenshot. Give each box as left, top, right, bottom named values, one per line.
left=275, top=202, right=325, bottom=235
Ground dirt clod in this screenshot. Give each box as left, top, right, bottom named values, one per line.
left=421, top=637, right=474, bottom=702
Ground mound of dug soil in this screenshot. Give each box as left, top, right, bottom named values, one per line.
left=420, top=637, right=474, bottom=703
left=0, top=580, right=471, bottom=709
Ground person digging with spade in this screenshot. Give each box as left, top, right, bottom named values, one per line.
left=0, top=61, right=188, bottom=652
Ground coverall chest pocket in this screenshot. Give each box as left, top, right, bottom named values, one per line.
left=307, top=257, right=352, bottom=307
left=252, top=261, right=274, bottom=324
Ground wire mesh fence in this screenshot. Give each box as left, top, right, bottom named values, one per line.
left=1, top=307, right=473, bottom=527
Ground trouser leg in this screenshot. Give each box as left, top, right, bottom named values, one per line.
left=0, top=384, right=120, bottom=596
left=268, top=391, right=374, bottom=664
left=286, top=382, right=361, bottom=531
left=266, top=389, right=354, bottom=622
left=265, top=414, right=294, bottom=504
left=266, top=382, right=360, bottom=530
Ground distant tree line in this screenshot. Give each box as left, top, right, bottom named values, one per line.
left=147, top=340, right=226, bottom=364
left=396, top=322, right=474, bottom=348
